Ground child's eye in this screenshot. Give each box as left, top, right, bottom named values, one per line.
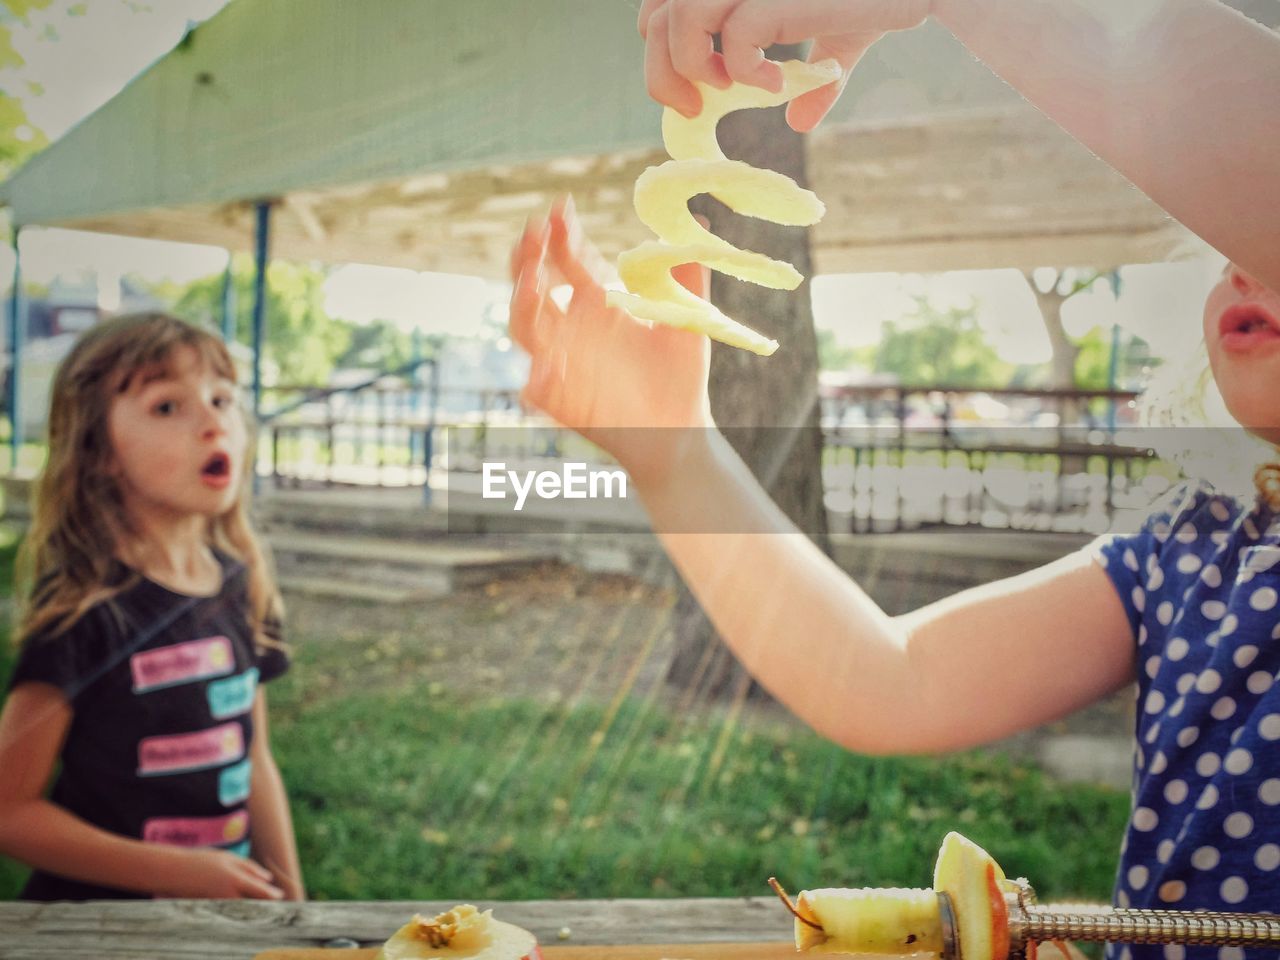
left=213, top=394, right=235, bottom=409
left=153, top=400, right=177, bottom=416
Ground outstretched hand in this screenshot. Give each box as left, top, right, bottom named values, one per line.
left=637, top=0, right=933, bottom=130
left=509, top=196, right=713, bottom=490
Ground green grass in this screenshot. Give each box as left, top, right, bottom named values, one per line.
left=0, top=535, right=1130, bottom=904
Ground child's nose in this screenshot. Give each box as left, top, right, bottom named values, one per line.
left=199, top=404, right=228, bottom=437
left=1228, top=262, right=1263, bottom=295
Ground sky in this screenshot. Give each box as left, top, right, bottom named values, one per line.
left=0, top=0, right=1224, bottom=358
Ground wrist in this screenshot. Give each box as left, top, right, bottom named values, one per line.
left=632, top=425, right=723, bottom=503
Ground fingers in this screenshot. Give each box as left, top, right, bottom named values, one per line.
left=717, top=0, right=784, bottom=91
left=667, top=0, right=734, bottom=90
left=783, top=32, right=871, bottom=131
left=636, top=0, right=667, bottom=37
left=548, top=195, right=608, bottom=296
left=644, top=4, right=703, bottom=118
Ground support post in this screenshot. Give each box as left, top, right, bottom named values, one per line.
left=7, top=227, right=23, bottom=473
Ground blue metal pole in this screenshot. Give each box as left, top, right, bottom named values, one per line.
left=1106, top=269, right=1123, bottom=433
left=7, top=227, right=23, bottom=473
left=251, top=202, right=272, bottom=423
left=221, top=253, right=236, bottom=344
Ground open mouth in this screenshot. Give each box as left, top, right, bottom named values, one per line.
left=1219, top=302, right=1280, bottom=350
left=201, top=452, right=232, bottom=479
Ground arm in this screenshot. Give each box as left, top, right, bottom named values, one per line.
left=931, top=0, right=1280, bottom=294
left=644, top=430, right=1136, bottom=753
left=0, top=682, right=284, bottom=898
left=640, top=0, right=1280, bottom=292
left=511, top=201, right=1136, bottom=755
left=247, top=689, right=305, bottom=900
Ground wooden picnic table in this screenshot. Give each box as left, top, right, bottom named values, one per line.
left=0, top=896, right=798, bottom=960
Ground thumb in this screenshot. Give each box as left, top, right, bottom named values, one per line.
left=786, top=34, right=876, bottom=132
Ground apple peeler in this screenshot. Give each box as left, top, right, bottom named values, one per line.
left=947, top=880, right=1280, bottom=958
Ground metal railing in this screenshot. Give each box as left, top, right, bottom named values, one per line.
left=261, top=376, right=1166, bottom=532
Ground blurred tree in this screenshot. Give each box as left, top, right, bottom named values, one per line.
left=873, top=296, right=1013, bottom=387
left=171, top=256, right=351, bottom=386
left=1024, top=269, right=1106, bottom=389
left=0, top=0, right=53, bottom=179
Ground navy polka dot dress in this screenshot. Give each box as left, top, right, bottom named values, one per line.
left=1093, top=481, right=1280, bottom=960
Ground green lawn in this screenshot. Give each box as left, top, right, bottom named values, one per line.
left=0, top=533, right=1130, bottom=904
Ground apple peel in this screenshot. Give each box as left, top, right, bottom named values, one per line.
left=378, top=905, right=540, bottom=960
left=605, top=58, right=841, bottom=356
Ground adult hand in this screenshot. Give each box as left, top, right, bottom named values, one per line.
left=509, top=196, right=713, bottom=491
left=157, top=848, right=285, bottom=899
left=637, top=0, right=933, bottom=130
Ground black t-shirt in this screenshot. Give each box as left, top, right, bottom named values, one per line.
left=7, top=552, right=289, bottom=901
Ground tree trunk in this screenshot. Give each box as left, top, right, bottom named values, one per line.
left=664, top=45, right=831, bottom=702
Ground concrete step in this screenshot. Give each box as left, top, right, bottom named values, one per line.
left=277, top=574, right=429, bottom=605
left=266, top=529, right=559, bottom=596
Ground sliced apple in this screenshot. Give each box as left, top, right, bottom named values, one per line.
left=932, top=833, right=1009, bottom=960
left=378, top=905, right=539, bottom=960
left=794, top=887, right=945, bottom=955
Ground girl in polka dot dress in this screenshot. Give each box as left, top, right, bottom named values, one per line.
left=509, top=2, right=1280, bottom=958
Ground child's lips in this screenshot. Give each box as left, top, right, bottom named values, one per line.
left=200, top=452, right=234, bottom=489
left=1218, top=302, right=1280, bottom=353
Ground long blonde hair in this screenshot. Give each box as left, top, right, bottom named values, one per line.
left=14, top=312, right=283, bottom=650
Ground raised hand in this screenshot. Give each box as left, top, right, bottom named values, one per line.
left=509, top=196, right=713, bottom=490
left=637, top=0, right=933, bottom=130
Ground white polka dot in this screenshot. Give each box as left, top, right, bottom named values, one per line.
left=1256, top=844, right=1280, bottom=871
left=1230, top=725, right=1245, bottom=745
left=1176, top=672, right=1196, bottom=694
left=1124, top=548, right=1140, bottom=570
left=1211, top=530, right=1231, bottom=548
left=1210, top=501, right=1231, bottom=522
left=1147, top=567, right=1165, bottom=591
left=1202, top=564, right=1223, bottom=588
left=1220, top=877, right=1248, bottom=905
left=1172, top=552, right=1203, bottom=576
left=1260, top=714, right=1280, bottom=740
left=1259, top=779, right=1280, bottom=805
left=1219, top=613, right=1239, bottom=636
left=1145, top=721, right=1163, bottom=744
left=1145, top=655, right=1161, bottom=679
left=1176, top=523, right=1198, bottom=544
left=1157, top=839, right=1176, bottom=864
left=1164, top=779, right=1189, bottom=803
left=1197, top=753, right=1222, bottom=776
left=1177, top=554, right=1202, bottom=574
left=1177, top=726, right=1200, bottom=748
left=1211, top=696, right=1237, bottom=720
left=1164, top=946, right=1185, bottom=960
left=1128, top=865, right=1149, bottom=889
left=1219, top=947, right=1244, bottom=960
left=1239, top=569, right=1256, bottom=584
left=1149, top=750, right=1168, bottom=775
left=1159, top=880, right=1186, bottom=903
left=1244, top=517, right=1260, bottom=539
left=1156, top=601, right=1173, bottom=625
left=1138, top=624, right=1149, bottom=647
left=1133, top=587, right=1146, bottom=612
left=1117, top=890, right=1130, bottom=909
left=1191, top=845, right=1221, bottom=870
left=1196, top=670, right=1222, bottom=694
left=1247, top=670, right=1273, bottom=695
left=1224, top=812, right=1253, bottom=839
left=1273, top=622, right=1280, bottom=639
left=1145, top=690, right=1166, bottom=714
left=1169, top=697, right=1186, bottom=718
left=1250, top=586, right=1278, bottom=611
left=1201, top=599, right=1227, bottom=620
left=1233, top=645, right=1258, bottom=668
left=1133, top=807, right=1160, bottom=831
left=1197, top=784, right=1220, bottom=809
left=1225, top=748, right=1252, bottom=774
left=1167, top=638, right=1190, bottom=661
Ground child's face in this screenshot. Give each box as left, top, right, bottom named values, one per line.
left=1202, top=263, right=1280, bottom=445
left=107, top=345, right=248, bottom=525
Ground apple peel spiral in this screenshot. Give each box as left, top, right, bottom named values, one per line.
left=606, top=59, right=841, bottom=356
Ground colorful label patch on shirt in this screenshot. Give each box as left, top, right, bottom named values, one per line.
left=208, top=668, right=259, bottom=720
left=226, top=840, right=251, bottom=858
left=131, top=636, right=234, bottom=693
left=137, top=721, right=244, bottom=777
left=218, top=758, right=253, bottom=806
left=142, top=809, right=249, bottom=848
